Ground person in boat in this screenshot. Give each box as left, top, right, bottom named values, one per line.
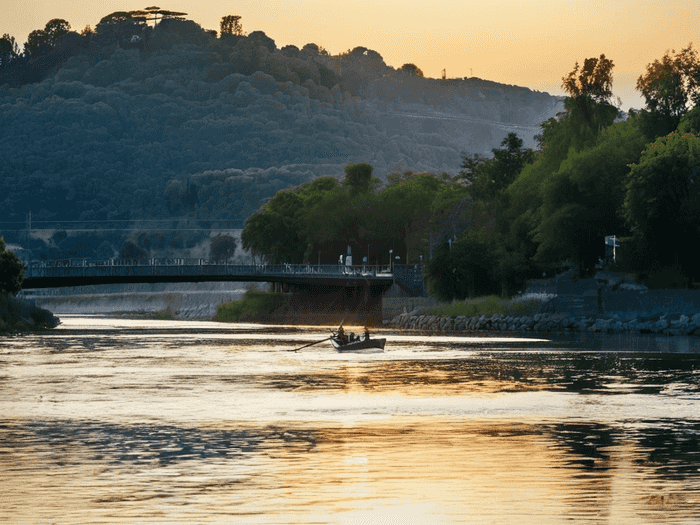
left=363, top=326, right=370, bottom=341
left=336, top=326, right=348, bottom=345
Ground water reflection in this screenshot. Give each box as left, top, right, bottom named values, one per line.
left=1, top=317, right=700, bottom=523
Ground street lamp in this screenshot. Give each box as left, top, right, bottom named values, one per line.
left=389, top=249, right=393, bottom=272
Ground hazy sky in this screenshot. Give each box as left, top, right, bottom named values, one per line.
left=3, top=0, right=698, bottom=110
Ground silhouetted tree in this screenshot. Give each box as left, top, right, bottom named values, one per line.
left=0, top=34, right=20, bottom=67
left=636, top=44, right=700, bottom=138
left=561, top=54, right=617, bottom=127
left=210, top=234, right=237, bottom=260
left=399, top=63, right=424, bottom=77
left=220, top=15, right=244, bottom=36
left=0, top=237, right=24, bottom=296
left=120, top=239, right=148, bottom=260
left=130, top=7, right=188, bottom=26
left=24, top=19, right=71, bottom=57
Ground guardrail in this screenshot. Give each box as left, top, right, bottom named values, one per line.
left=23, top=260, right=395, bottom=280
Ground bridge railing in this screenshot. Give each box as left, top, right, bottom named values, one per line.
left=23, top=259, right=395, bottom=279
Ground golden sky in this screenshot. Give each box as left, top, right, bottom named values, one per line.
left=3, top=0, right=698, bottom=110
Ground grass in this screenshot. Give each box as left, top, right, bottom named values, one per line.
left=215, top=290, right=288, bottom=322
left=428, top=294, right=551, bottom=318
left=150, top=307, right=174, bottom=320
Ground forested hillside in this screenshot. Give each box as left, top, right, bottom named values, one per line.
left=0, top=13, right=561, bottom=259
left=241, top=50, right=700, bottom=293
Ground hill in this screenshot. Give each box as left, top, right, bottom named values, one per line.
left=0, top=17, right=562, bottom=259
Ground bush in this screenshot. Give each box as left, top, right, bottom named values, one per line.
left=0, top=294, right=59, bottom=331
left=215, top=290, right=288, bottom=322
left=428, top=296, right=508, bottom=317
left=428, top=293, right=551, bottom=318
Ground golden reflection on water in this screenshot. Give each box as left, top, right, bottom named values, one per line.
left=2, top=317, right=700, bottom=523
left=3, top=417, right=699, bottom=524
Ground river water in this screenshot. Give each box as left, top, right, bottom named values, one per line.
left=1, top=316, right=700, bottom=524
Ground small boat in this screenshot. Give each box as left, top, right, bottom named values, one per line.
left=330, top=334, right=386, bottom=352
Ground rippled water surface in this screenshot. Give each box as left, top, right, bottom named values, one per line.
left=2, top=316, right=700, bottom=523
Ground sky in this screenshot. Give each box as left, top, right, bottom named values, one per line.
left=2, top=0, right=698, bottom=110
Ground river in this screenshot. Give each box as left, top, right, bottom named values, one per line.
left=1, top=316, right=700, bottom=524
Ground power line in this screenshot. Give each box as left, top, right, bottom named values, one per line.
left=0, top=228, right=242, bottom=233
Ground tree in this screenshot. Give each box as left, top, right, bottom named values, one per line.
left=120, top=239, right=148, bottom=260
left=342, top=163, right=374, bottom=195
left=0, top=34, right=19, bottom=67
left=561, top=54, right=618, bottom=128
left=24, top=19, right=71, bottom=57
left=459, top=133, right=533, bottom=201
left=210, top=234, right=237, bottom=261
left=622, top=131, right=700, bottom=283
left=220, top=15, right=244, bottom=36
left=0, top=237, right=24, bottom=296
left=533, top=118, right=647, bottom=271
left=636, top=44, right=700, bottom=138
left=399, top=63, right=424, bottom=77
left=130, top=7, right=188, bottom=26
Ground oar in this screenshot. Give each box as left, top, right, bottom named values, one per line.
left=289, top=337, right=330, bottom=352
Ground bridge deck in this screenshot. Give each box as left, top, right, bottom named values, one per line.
left=22, top=260, right=397, bottom=289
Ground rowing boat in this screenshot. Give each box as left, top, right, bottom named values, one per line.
left=330, top=335, right=386, bottom=352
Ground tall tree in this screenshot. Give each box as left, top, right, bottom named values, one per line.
left=561, top=54, right=618, bottom=129
left=24, top=19, right=71, bottom=57
left=622, top=131, right=700, bottom=283
left=636, top=44, right=700, bottom=138
left=0, top=237, right=24, bottom=296
left=342, top=163, right=375, bottom=195
left=459, top=133, right=533, bottom=201
left=0, top=34, right=19, bottom=67
left=220, top=15, right=244, bottom=36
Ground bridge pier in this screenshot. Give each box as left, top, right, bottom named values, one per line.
left=278, top=282, right=390, bottom=326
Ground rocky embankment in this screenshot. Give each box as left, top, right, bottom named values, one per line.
left=384, top=311, right=700, bottom=336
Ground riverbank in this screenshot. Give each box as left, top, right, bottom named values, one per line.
left=0, top=294, right=60, bottom=333
left=384, top=310, right=700, bottom=336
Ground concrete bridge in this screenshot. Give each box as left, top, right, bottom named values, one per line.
left=22, top=259, right=426, bottom=324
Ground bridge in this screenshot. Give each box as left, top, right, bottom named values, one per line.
left=21, top=259, right=401, bottom=288
left=21, top=260, right=426, bottom=324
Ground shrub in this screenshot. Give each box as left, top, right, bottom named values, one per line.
left=215, top=291, right=287, bottom=322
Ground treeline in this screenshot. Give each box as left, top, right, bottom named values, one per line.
left=242, top=50, right=700, bottom=298
left=1, top=8, right=561, bottom=261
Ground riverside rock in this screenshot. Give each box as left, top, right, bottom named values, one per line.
left=386, top=310, right=700, bottom=337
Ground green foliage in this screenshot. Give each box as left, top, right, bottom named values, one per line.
left=241, top=166, right=458, bottom=266
left=0, top=237, right=25, bottom=296
left=0, top=294, right=58, bottom=331
left=623, top=131, right=700, bottom=282
left=215, top=291, right=288, bottom=322
left=210, top=234, right=237, bottom=260
left=342, top=163, right=374, bottom=195
left=533, top=118, right=647, bottom=270
left=429, top=296, right=508, bottom=317
left=459, top=132, right=533, bottom=201
left=424, top=227, right=505, bottom=301
left=636, top=44, right=700, bottom=119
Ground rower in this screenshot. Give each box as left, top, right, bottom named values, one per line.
left=363, top=326, right=370, bottom=340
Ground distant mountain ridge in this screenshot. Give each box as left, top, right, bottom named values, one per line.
left=0, top=18, right=562, bottom=257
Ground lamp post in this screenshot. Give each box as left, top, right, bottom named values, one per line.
left=389, top=249, right=393, bottom=272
